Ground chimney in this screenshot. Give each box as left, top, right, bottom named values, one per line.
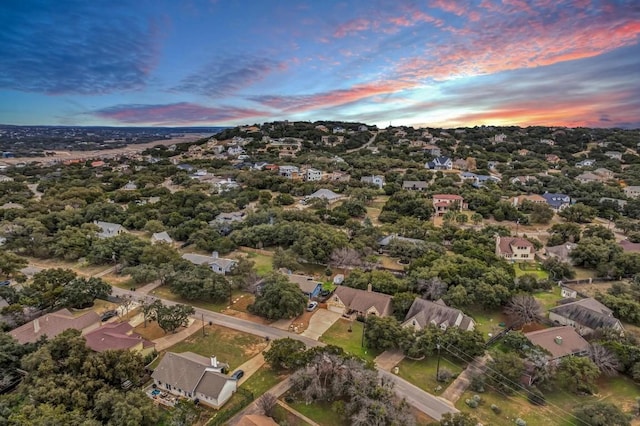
left=211, top=251, right=218, bottom=259
left=210, top=356, right=218, bottom=368
left=554, top=336, right=563, bottom=345
left=367, top=283, right=372, bottom=292
left=33, top=318, right=40, bottom=333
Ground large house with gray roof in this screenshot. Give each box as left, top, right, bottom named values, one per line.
left=94, top=221, right=125, bottom=239
left=151, top=352, right=236, bottom=408
left=327, top=285, right=392, bottom=317
left=181, top=252, right=237, bottom=275
left=549, top=298, right=624, bottom=335
left=402, top=298, right=475, bottom=331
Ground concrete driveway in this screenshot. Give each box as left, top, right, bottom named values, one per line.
left=301, top=309, right=341, bottom=340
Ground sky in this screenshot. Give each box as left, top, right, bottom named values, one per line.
left=1, top=0, right=639, bottom=129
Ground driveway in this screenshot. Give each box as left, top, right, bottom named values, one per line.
left=233, top=351, right=267, bottom=386
left=375, top=349, right=406, bottom=371
left=301, top=309, right=341, bottom=340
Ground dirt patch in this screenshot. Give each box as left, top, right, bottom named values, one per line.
left=569, top=282, right=617, bottom=298
left=521, top=322, right=547, bottom=333
left=134, top=321, right=168, bottom=340
left=221, top=308, right=272, bottom=325
left=288, top=311, right=315, bottom=334
left=230, top=293, right=255, bottom=313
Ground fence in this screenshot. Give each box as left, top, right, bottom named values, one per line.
left=206, top=388, right=254, bottom=426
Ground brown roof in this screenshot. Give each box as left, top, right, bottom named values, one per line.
left=195, top=371, right=233, bottom=398
left=497, top=236, right=534, bottom=255
left=334, top=286, right=392, bottom=316
left=403, top=298, right=475, bottom=330
left=525, top=326, right=590, bottom=359
left=432, top=194, right=463, bottom=200
left=285, top=273, right=322, bottom=295
left=236, top=415, right=279, bottom=426
left=9, top=308, right=100, bottom=344
left=84, top=322, right=155, bottom=352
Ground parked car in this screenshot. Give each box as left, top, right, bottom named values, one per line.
left=100, top=310, right=117, bottom=322
left=0, top=280, right=10, bottom=286
left=306, top=301, right=318, bottom=312
left=231, top=370, right=244, bottom=380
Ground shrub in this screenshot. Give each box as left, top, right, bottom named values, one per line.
left=470, top=374, right=486, bottom=393
left=438, top=367, right=454, bottom=383
left=527, top=387, right=546, bottom=406
left=465, top=399, right=479, bottom=408
left=515, top=418, right=527, bottom=426
left=491, top=404, right=502, bottom=414
left=473, top=394, right=482, bottom=403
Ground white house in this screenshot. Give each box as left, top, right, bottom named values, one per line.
left=495, top=236, right=535, bottom=262
left=361, top=175, right=385, bottom=189
left=305, top=168, right=323, bottom=181
left=181, top=252, right=237, bottom=275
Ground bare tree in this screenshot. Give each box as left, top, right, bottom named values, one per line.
left=329, top=248, right=362, bottom=270
left=589, top=344, right=620, bottom=376
left=256, top=392, right=278, bottom=416
left=415, top=278, right=448, bottom=301
left=504, top=294, right=543, bottom=327
left=118, top=294, right=135, bottom=317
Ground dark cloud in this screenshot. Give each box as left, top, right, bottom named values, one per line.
left=175, top=56, right=285, bottom=97
left=92, top=102, right=267, bottom=125
left=0, top=0, right=159, bottom=95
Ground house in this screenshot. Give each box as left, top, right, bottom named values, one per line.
left=121, top=181, right=138, bottom=191
left=542, top=193, right=571, bottom=211
left=510, top=194, right=547, bottom=207
left=284, top=273, right=323, bottom=299
left=94, top=221, right=125, bottom=239
left=151, top=352, right=236, bottom=408
left=304, top=188, right=342, bottom=203
left=540, top=139, right=555, bottom=146
left=305, top=168, right=323, bottom=182
left=545, top=154, right=560, bottom=164
left=402, top=298, right=475, bottom=331
left=333, top=126, right=345, bottom=134
left=279, top=165, right=300, bottom=180
left=90, top=160, right=106, bottom=168
left=524, top=326, right=590, bottom=360
left=575, top=159, right=596, bottom=168
left=544, top=243, right=577, bottom=264
left=472, top=175, right=501, bottom=188
left=0, top=174, right=13, bottom=182
left=212, top=211, right=246, bottom=224
left=422, top=144, right=441, bottom=157
left=237, top=415, right=279, bottom=426
left=453, top=159, right=469, bottom=170
left=599, top=197, right=627, bottom=209
left=327, top=285, right=392, bottom=317
left=361, top=175, right=385, bottom=189
left=624, top=186, right=640, bottom=199
left=151, top=231, right=173, bottom=245
left=549, top=298, right=624, bottom=335
left=177, top=163, right=195, bottom=172
left=402, top=181, right=429, bottom=191
left=594, top=168, right=614, bottom=179
left=604, top=151, right=623, bottom=161
left=426, top=156, right=453, bottom=170
left=561, top=286, right=578, bottom=299
left=324, top=171, right=351, bottom=182
left=181, top=252, right=237, bottom=275
left=9, top=308, right=101, bottom=344
left=84, top=322, right=155, bottom=356
left=460, top=171, right=477, bottom=182
left=510, top=175, right=538, bottom=185
left=227, top=145, right=245, bottom=156
left=432, top=194, right=467, bottom=216
left=378, top=234, right=425, bottom=248
left=575, top=172, right=605, bottom=184
left=495, top=236, right=535, bottom=262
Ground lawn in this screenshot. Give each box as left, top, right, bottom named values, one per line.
left=272, top=404, right=312, bottom=426
left=514, top=263, right=549, bottom=279
left=319, top=319, right=380, bottom=363
left=152, top=324, right=268, bottom=370
left=456, top=374, right=640, bottom=426
left=465, top=306, right=508, bottom=340
left=397, top=356, right=465, bottom=396
left=151, top=285, right=249, bottom=313
left=22, top=256, right=113, bottom=277
left=288, top=400, right=348, bottom=426
left=235, top=248, right=274, bottom=276
left=534, top=286, right=563, bottom=311
left=241, top=365, right=286, bottom=397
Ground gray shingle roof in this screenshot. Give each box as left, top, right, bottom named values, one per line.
left=334, top=286, right=392, bottom=316
left=550, top=298, right=620, bottom=331
left=403, top=298, right=474, bottom=330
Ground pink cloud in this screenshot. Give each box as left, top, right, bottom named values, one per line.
left=334, top=18, right=371, bottom=37
left=93, top=102, right=266, bottom=125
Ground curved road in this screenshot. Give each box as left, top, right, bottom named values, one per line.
left=111, top=286, right=458, bottom=420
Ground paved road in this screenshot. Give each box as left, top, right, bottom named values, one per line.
left=346, top=131, right=378, bottom=153
left=110, top=286, right=458, bottom=420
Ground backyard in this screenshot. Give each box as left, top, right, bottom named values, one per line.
left=396, top=356, right=465, bottom=396
left=288, top=400, right=347, bottom=426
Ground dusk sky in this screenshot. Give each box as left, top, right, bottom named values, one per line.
left=1, top=0, right=639, bottom=128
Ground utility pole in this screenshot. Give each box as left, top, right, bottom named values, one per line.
left=201, top=313, right=205, bottom=337
left=436, top=343, right=442, bottom=382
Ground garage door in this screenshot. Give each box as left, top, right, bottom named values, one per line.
left=328, top=304, right=344, bottom=314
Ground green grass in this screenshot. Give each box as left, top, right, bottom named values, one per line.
left=514, top=263, right=549, bottom=279
left=150, top=285, right=246, bottom=313
left=534, top=286, right=563, bottom=311
left=319, top=319, right=380, bottom=363
left=241, top=365, right=286, bottom=397
left=572, top=267, right=597, bottom=280
left=272, top=404, right=312, bottom=426
left=465, top=306, right=508, bottom=340
left=152, top=324, right=267, bottom=370
left=243, top=251, right=274, bottom=276
left=288, top=401, right=348, bottom=426
left=456, top=375, right=640, bottom=426
left=397, top=356, right=465, bottom=395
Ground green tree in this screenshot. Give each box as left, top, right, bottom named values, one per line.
left=471, top=213, right=483, bottom=225
left=573, top=401, right=630, bottom=426
left=263, top=338, right=308, bottom=370
left=440, top=412, right=478, bottom=426
left=249, top=273, right=306, bottom=320
left=486, top=351, right=525, bottom=394
left=529, top=203, right=554, bottom=224
left=557, top=356, right=600, bottom=394
left=0, top=250, right=28, bottom=280
left=570, top=237, right=623, bottom=269
left=61, top=277, right=112, bottom=309
left=364, top=315, right=403, bottom=351
left=154, top=303, right=195, bottom=334
left=559, top=203, right=597, bottom=223
left=392, top=292, right=417, bottom=321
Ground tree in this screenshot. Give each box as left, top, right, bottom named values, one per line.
left=547, top=222, right=582, bottom=246
left=329, top=247, right=362, bottom=270
left=256, top=392, right=278, bottom=416
left=392, top=292, right=417, bottom=321
left=542, top=257, right=575, bottom=280
left=471, top=213, right=483, bottom=225
left=557, top=356, right=600, bottom=394
left=61, top=277, right=112, bottom=309
left=25, top=268, right=78, bottom=309
left=559, top=203, right=597, bottom=223
left=589, top=343, right=621, bottom=376
left=0, top=251, right=28, bottom=280
left=455, top=213, right=468, bottom=224
left=363, top=315, right=403, bottom=351
left=486, top=351, right=525, bottom=394
left=155, top=303, right=195, bottom=334
left=272, top=248, right=301, bottom=271
left=573, top=402, right=630, bottom=426
left=263, top=338, right=308, bottom=370
left=249, top=273, right=306, bottom=320
left=504, top=294, right=543, bottom=328
left=583, top=224, right=615, bottom=241
left=440, top=412, right=478, bottom=426
left=529, top=203, right=554, bottom=224
left=570, top=237, right=622, bottom=270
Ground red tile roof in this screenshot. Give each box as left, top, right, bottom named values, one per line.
left=498, top=237, right=534, bottom=255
